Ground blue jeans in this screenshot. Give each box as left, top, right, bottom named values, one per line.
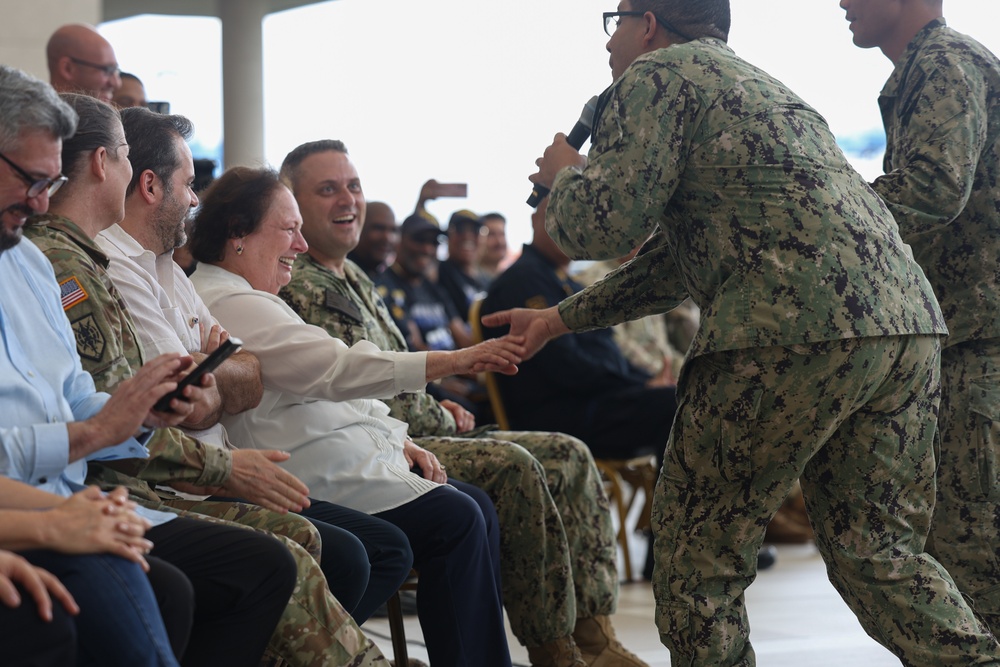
left=18, top=551, right=183, bottom=667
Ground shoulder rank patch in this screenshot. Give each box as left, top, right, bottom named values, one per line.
left=59, top=276, right=89, bottom=311
left=324, top=290, right=364, bottom=323
left=70, top=313, right=106, bottom=362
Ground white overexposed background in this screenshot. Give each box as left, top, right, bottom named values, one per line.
left=102, top=0, right=999, bottom=250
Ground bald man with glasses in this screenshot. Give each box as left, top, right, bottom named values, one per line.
left=47, top=23, right=122, bottom=103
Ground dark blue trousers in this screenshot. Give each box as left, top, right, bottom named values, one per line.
left=375, top=480, right=510, bottom=667
left=299, top=500, right=413, bottom=623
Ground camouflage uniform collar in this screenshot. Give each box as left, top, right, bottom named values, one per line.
left=26, top=212, right=110, bottom=268
left=882, top=18, right=948, bottom=96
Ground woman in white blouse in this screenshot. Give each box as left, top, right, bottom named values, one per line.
left=189, top=166, right=522, bottom=667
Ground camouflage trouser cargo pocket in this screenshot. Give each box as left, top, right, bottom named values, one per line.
left=655, top=602, right=693, bottom=667
left=969, top=381, right=1000, bottom=501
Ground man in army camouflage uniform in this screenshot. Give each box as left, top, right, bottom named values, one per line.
left=841, top=0, right=1000, bottom=635
left=482, top=1, right=1000, bottom=664
left=25, top=93, right=388, bottom=667
left=277, top=139, right=644, bottom=667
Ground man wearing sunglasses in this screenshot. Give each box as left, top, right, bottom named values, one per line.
left=47, top=23, right=122, bottom=103
left=484, top=1, right=1000, bottom=665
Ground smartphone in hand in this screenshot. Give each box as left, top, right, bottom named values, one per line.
left=153, top=337, right=242, bottom=412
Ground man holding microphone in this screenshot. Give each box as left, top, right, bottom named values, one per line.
left=483, top=1, right=1000, bottom=664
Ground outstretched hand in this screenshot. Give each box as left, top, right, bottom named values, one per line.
left=480, top=305, right=569, bottom=361
left=426, top=335, right=527, bottom=382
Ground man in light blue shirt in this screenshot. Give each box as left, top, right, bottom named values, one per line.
left=0, top=65, right=296, bottom=667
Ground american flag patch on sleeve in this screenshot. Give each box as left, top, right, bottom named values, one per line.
left=60, top=276, right=89, bottom=310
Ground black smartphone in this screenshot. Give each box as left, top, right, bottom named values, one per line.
left=153, top=337, right=242, bottom=412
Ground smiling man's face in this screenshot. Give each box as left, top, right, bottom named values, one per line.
left=293, top=149, right=366, bottom=265
left=0, top=130, right=62, bottom=252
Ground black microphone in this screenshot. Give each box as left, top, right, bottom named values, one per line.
left=527, top=95, right=600, bottom=207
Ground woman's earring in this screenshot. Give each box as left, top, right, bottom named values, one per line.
left=236, top=245, right=244, bottom=255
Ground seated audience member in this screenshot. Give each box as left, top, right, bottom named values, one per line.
left=377, top=213, right=490, bottom=416
left=477, top=211, right=509, bottom=284
left=482, top=201, right=677, bottom=462
left=100, top=105, right=411, bottom=626
left=377, top=214, right=471, bottom=350
left=112, top=72, right=146, bottom=109
left=348, top=200, right=398, bottom=279
left=0, top=66, right=295, bottom=667
left=189, top=166, right=526, bottom=667
left=278, top=139, right=645, bottom=667
left=438, top=209, right=489, bottom=324
left=23, top=95, right=391, bottom=666
left=0, top=480, right=193, bottom=667
left=46, top=23, right=121, bottom=103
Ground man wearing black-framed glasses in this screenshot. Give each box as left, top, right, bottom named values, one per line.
left=47, top=23, right=122, bottom=103
left=0, top=70, right=75, bottom=252
left=484, top=0, right=1000, bottom=665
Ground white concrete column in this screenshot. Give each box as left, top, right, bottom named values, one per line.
left=220, top=0, right=266, bottom=168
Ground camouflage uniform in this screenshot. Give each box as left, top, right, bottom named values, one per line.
left=545, top=39, right=1000, bottom=665
left=868, top=18, right=1000, bottom=633
left=25, top=214, right=387, bottom=667
left=280, top=255, right=619, bottom=648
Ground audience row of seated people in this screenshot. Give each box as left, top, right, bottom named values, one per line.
left=0, top=62, right=649, bottom=667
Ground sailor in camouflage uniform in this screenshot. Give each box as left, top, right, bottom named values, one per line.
left=277, top=140, right=642, bottom=667
left=25, top=93, right=387, bottom=667
left=842, top=0, right=1000, bottom=635
left=482, top=1, right=1000, bottom=664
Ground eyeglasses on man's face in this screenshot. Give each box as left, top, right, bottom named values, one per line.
left=68, top=56, right=121, bottom=78
left=0, top=152, right=68, bottom=199
left=604, top=11, right=646, bottom=36
left=603, top=10, right=694, bottom=40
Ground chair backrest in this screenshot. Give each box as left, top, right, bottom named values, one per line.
left=468, top=297, right=511, bottom=430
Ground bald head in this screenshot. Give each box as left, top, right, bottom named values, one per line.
left=47, top=24, right=121, bottom=103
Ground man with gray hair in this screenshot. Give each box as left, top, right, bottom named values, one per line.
left=0, top=63, right=199, bottom=667
left=483, top=0, right=1000, bottom=664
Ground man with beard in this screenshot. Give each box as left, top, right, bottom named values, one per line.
left=95, top=107, right=414, bottom=639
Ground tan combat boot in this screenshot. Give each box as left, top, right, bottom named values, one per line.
left=526, top=635, right=587, bottom=667
left=572, top=616, right=649, bottom=667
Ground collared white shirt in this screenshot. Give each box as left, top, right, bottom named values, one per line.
left=191, top=262, right=440, bottom=513
left=97, top=224, right=225, bottom=448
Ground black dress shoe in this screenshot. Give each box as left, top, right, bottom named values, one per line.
left=757, top=545, right=778, bottom=571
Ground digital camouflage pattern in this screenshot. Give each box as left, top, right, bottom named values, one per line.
left=542, top=37, right=1000, bottom=665
left=871, top=20, right=1000, bottom=632
left=874, top=19, right=1000, bottom=348
left=280, top=255, right=619, bottom=647
left=26, top=215, right=386, bottom=667
left=550, top=40, right=947, bottom=353
left=655, top=336, right=999, bottom=665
